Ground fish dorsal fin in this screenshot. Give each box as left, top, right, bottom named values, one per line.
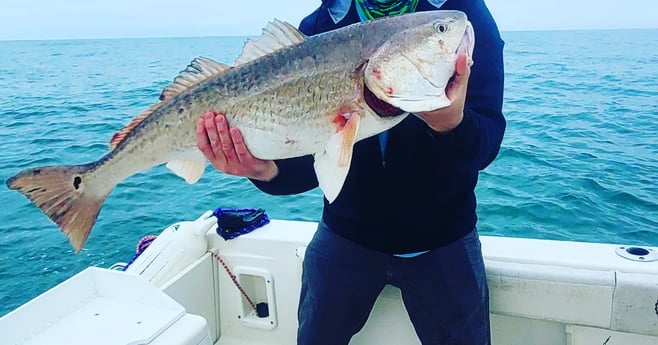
left=235, top=19, right=305, bottom=65
left=109, top=57, right=230, bottom=150
left=109, top=103, right=160, bottom=149
left=160, top=57, right=231, bottom=101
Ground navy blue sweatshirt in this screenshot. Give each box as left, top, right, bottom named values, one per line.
left=252, top=0, right=506, bottom=254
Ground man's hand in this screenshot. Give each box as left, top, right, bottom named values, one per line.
left=196, top=111, right=278, bottom=181
left=417, top=53, right=472, bottom=132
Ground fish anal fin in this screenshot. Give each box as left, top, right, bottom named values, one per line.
left=314, top=114, right=361, bottom=203
left=166, top=159, right=206, bottom=184
left=5, top=165, right=108, bottom=253
left=235, top=19, right=305, bottom=65
left=160, top=57, right=231, bottom=102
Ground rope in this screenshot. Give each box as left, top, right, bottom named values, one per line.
left=210, top=251, right=257, bottom=312
left=122, top=235, right=158, bottom=271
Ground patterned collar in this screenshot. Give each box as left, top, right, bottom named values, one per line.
left=324, top=0, right=448, bottom=23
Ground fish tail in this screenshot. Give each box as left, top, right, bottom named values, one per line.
left=6, top=164, right=108, bottom=253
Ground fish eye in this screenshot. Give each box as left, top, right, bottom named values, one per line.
left=434, top=22, right=448, bottom=33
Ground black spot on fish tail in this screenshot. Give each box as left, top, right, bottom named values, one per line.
left=73, top=176, right=82, bottom=190
left=7, top=165, right=105, bottom=253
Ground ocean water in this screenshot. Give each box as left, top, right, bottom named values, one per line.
left=1, top=29, right=657, bottom=316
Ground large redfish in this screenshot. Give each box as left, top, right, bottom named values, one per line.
left=6, top=10, right=474, bottom=252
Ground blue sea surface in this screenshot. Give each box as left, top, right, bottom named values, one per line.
left=1, top=30, right=657, bottom=316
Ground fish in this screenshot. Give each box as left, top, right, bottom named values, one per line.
left=6, top=10, right=475, bottom=253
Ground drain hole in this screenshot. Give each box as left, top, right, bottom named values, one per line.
left=626, top=247, right=650, bottom=256
left=616, top=246, right=657, bottom=262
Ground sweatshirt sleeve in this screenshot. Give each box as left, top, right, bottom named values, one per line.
left=249, top=155, right=319, bottom=195
left=428, top=0, right=506, bottom=172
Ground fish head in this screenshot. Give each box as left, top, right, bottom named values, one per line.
left=364, top=11, right=474, bottom=114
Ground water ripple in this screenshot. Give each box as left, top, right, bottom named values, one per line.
left=1, top=30, right=658, bottom=317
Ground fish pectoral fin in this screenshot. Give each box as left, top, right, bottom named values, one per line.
left=235, top=19, right=306, bottom=65
left=328, top=114, right=361, bottom=167
left=314, top=153, right=350, bottom=204
left=313, top=114, right=361, bottom=203
left=166, top=159, right=207, bottom=184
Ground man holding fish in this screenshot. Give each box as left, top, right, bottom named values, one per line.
left=6, top=0, right=504, bottom=343
left=197, top=0, right=505, bottom=344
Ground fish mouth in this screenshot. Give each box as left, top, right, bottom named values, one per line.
left=456, top=22, right=475, bottom=63
left=364, top=84, right=405, bottom=117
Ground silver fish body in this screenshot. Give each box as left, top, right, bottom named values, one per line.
left=7, top=10, right=474, bottom=252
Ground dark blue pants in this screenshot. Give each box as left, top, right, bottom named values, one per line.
left=298, top=224, right=490, bottom=345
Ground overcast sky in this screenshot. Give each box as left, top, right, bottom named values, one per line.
left=1, top=0, right=656, bottom=40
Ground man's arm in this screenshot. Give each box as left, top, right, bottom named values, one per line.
left=421, top=0, right=506, bottom=172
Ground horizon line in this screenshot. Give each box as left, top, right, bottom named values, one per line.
left=1, top=26, right=656, bottom=43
